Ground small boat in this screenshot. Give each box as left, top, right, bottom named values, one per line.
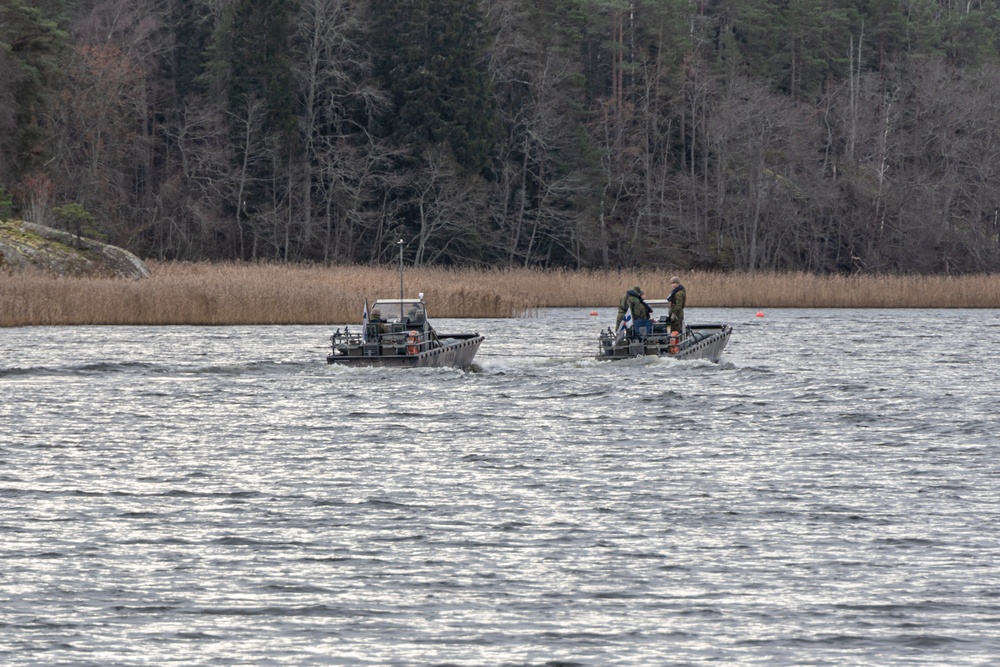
left=327, top=297, right=484, bottom=369
left=596, top=299, right=732, bottom=362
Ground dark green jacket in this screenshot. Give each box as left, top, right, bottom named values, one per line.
left=617, top=289, right=651, bottom=324
left=668, top=285, right=685, bottom=324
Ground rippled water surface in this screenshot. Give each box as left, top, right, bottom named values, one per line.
left=3, top=308, right=1000, bottom=666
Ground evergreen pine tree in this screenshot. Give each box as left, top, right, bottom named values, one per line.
left=209, top=0, right=297, bottom=131
left=369, top=0, right=497, bottom=172
left=0, top=0, right=67, bottom=183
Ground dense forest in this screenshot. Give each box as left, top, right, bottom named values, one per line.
left=2, top=0, right=1000, bottom=273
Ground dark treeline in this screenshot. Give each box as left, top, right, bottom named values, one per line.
left=2, top=0, right=1000, bottom=273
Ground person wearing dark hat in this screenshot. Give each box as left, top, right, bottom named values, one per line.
left=616, top=285, right=653, bottom=336
left=666, top=276, right=685, bottom=333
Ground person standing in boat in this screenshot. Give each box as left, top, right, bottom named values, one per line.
left=667, top=276, right=686, bottom=333
left=617, top=286, right=653, bottom=336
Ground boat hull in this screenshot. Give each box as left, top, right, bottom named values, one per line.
left=327, top=333, right=484, bottom=369
left=597, top=324, right=732, bottom=362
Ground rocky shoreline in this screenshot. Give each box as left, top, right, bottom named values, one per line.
left=0, top=219, right=150, bottom=279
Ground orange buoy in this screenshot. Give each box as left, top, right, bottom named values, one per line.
left=589, top=311, right=599, bottom=316
left=406, top=330, right=420, bottom=355
left=756, top=311, right=765, bottom=318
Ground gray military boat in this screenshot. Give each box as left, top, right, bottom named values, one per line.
left=596, top=299, right=732, bottom=362
left=327, top=296, right=483, bottom=369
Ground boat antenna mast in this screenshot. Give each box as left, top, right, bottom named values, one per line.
left=397, top=238, right=405, bottom=321
left=397, top=238, right=405, bottom=300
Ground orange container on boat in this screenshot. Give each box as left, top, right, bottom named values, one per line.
left=668, top=331, right=680, bottom=354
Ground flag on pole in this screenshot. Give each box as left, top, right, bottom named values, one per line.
left=615, top=306, right=632, bottom=343
left=361, top=299, right=369, bottom=344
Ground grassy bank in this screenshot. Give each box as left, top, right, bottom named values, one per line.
left=2, top=262, right=999, bottom=326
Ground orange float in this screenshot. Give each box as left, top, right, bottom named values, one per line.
left=668, top=331, right=680, bottom=354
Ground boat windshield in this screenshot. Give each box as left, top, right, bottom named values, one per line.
left=373, top=300, right=425, bottom=323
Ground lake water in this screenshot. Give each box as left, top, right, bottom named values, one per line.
left=2, top=308, right=999, bottom=666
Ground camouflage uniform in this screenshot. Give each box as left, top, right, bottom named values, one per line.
left=369, top=309, right=388, bottom=337
left=667, top=282, right=686, bottom=333
left=616, top=286, right=652, bottom=326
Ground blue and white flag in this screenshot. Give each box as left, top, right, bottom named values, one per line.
left=615, top=306, right=632, bottom=343
left=361, top=299, right=369, bottom=344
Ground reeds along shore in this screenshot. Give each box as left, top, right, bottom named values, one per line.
left=2, top=262, right=1000, bottom=326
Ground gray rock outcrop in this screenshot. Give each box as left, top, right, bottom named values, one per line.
left=0, top=220, right=150, bottom=279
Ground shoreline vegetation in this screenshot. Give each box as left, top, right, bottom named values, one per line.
left=2, top=262, right=1000, bottom=327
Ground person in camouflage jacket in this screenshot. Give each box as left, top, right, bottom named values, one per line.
left=616, top=286, right=652, bottom=327
left=667, top=277, right=685, bottom=333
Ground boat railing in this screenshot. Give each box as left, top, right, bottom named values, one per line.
left=598, top=321, right=728, bottom=354
left=331, top=328, right=363, bottom=346
left=332, top=326, right=441, bottom=357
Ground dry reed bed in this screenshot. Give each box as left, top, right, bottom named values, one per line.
left=487, top=269, right=1000, bottom=309
left=0, top=262, right=537, bottom=326
left=2, top=263, right=999, bottom=327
